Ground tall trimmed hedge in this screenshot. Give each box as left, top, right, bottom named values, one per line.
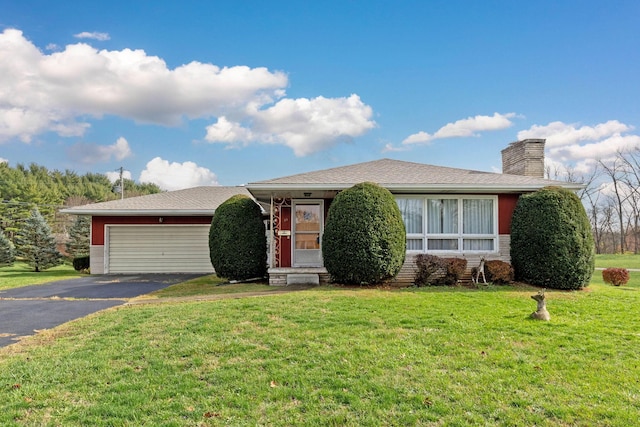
left=322, top=182, right=406, bottom=285
left=511, top=186, right=595, bottom=290
left=209, top=194, right=267, bottom=281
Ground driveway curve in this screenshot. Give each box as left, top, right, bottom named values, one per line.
left=0, top=274, right=202, bottom=348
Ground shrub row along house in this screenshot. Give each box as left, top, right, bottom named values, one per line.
left=62, top=139, right=582, bottom=285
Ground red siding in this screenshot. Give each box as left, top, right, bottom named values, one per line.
left=91, top=216, right=212, bottom=245
left=279, top=207, right=292, bottom=267
left=498, top=194, right=521, bottom=234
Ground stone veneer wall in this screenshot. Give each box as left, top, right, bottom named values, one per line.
left=89, top=245, right=105, bottom=274
left=386, top=235, right=512, bottom=287
left=501, top=139, right=546, bottom=178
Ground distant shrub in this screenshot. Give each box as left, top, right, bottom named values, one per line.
left=414, top=254, right=447, bottom=286
left=323, top=182, right=406, bottom=285
left=443, top=258, right=467, bottom=286
left=209, top=195, right=267, bottom=281
left=511, top=186, right=595, bottom=290
left=484, top=260, right=514, bottom=284
left=602, top=268, right=630, bottom=286
left=73, top=256, right=90, bottom=272
left=413, top=255, right=466, bottom=286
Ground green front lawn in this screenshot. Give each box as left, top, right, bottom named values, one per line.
left=1, top=272, right=639, bottom=425
left=141, top=274, right=274, bottom=299
left=1, top=253, right=637, bottom=293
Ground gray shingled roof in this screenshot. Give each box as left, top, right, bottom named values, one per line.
left=247, top=158, right=579, bottom=192
left=61, top=186, right=251, bottom=215
left=61, top=160, right=582, bottom=214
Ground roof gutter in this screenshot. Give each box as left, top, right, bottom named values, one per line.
left=246, top=182, right=585, bottom=193
left=59, top=209, right=216, bottom=216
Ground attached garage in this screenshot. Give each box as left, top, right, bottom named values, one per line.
left=106, top=225, right=214, bottom=274
left=60, top=186, right=254, bottom=275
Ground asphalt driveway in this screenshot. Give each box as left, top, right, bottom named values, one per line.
left=0, top=274, right=202, bottom=348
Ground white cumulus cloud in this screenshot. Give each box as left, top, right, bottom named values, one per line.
left=518, top=120, right=640, bottom=165
left=0, top=28, right=288, bottom=142
left=68, top=136, right=133, bottom=164
left=205, top=116, right=255, bottom=143
left=0, top=29, right=376, bottom=157
left=205, top=94, right=376, bottom=156
left=517, top=120, right=632, bottom=148
left=139, top=157, right=219, bottom=191
left=0, top=157, right=8, bottom=164
left=74, top=31, right=111, bottom=41
left=402, top=112, right=517, bottom=145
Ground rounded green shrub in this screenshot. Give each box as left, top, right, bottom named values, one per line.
left=209, top=194, right=267, bottom=280
left=322, top=182, right=406, bottom=285
left=511, top=186, right=595, bottom=290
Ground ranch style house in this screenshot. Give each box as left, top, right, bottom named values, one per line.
left=62, top=139, right=582, bottom=285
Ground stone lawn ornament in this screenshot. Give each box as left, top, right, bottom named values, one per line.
left=530, top=289, right=550, bottom=321
left=472, top=257, right=486, bottom=284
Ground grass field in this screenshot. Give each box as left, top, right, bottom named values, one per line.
left=594, top=253, right=640, bottom=269
left=1, top=259, right=639, bottom=425
left=0, top=262, right=83, bottom=290
left=139, top=274, right=275, bottom=299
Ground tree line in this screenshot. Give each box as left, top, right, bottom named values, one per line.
left=0, top=162, right=161, bottom=264
left=548, top=146, right=640, bottom=254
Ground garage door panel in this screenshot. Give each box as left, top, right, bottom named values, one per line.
left=107, top=225, right=214, bottom=274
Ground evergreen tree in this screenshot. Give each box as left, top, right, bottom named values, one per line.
left=0, top=229, right=15, bottom=266
left=66, top=215, right=91, bottom=258
left=15, top=208, right=63, bottom=272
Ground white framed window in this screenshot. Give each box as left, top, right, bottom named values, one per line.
left=396, top=198, right=423, bottom=251
left=396, top=196, right=498, bottom=253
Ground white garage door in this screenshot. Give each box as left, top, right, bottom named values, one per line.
left=106, top=225, right=214, bottom=274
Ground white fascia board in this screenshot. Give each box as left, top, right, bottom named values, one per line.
left=59, top=209, right=215, bottom=216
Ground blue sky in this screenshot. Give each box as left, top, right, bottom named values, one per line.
left=1, top=1, right=639, bottom=190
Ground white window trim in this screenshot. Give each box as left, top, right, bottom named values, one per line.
left=397, top=195, right=499, bottom=255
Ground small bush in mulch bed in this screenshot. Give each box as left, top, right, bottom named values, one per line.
left=414, top=254, right=467, bottom=286
left=484, top=260, right=514, bottom=284
left=602, top=268, right=630, bottom=286
left=414, top=254, right=446, bottom=286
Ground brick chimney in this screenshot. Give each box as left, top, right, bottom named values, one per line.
left=501, top=139, right=546, bottom=178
